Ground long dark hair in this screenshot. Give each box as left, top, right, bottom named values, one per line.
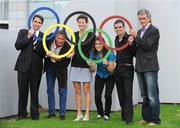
left=91, top=37, right=108, bottom=60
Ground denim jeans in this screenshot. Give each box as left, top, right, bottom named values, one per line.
left=46, top=63, right=67, bottom=116
left=137, top=71, right=161, bottom=124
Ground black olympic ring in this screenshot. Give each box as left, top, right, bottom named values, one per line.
left=63, top=11, right=96, bottom=46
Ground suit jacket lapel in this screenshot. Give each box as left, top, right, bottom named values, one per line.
left=142, top=24, right=153, bottom=39
left=58, top=42, right=67, bottom=55
left=138, top=29, right=141, bottom=37
left=36, top=31, right=43, bottom=43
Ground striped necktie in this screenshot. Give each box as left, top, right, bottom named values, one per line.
left=33, top=31, right=37, bottom=45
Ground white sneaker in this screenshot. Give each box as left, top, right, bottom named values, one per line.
left=96, top=114, right=102, bottom=119
left=82, top=116, right=89, bottom=121
left=74, top=114, right=83, bottom=121
left=104, top=115, right=109, bottom=121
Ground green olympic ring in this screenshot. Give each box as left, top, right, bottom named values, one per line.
left=78, top=28, right=112, bottom=64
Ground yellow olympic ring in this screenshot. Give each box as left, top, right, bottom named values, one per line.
left=43, top=24, right=75, bottom=59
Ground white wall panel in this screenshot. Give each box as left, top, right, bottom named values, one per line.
left=0, top=30, right=19, bottom=118
left=137, top=0, right=180, bottom=103
left=40, top=0, right=139, bottom=111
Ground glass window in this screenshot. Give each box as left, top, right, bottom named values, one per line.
left=28, top=0, right=71, bottom=32
left=0, top=0, right=9, bottom=21
left=1, top=0, right=71, bottom=29
left=0, top=0, right=9, bottom=29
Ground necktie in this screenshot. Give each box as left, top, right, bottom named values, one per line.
left=140, top=27, right=146, bottom=38
left=142, top=27, right=146, bottom=32
left=33, top=31, right=37, bottom=45
left=33, top=31, right=38, bottom=50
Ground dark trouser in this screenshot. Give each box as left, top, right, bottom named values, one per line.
left=17, top=71, right=41, bottom=118
left=114, top=66, right=134, bottom=122
left=137, top=71, right=161, bottom=124
left=94, top=75, right=115, bottom=117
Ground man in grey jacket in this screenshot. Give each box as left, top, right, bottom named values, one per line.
left=130, top=9, right=161, bottom=126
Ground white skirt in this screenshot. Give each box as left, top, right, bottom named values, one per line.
left=69, top=67, right=92, bottom=82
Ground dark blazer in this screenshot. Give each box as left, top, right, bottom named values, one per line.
left=44, top=41, right=71, bottom=87
left=14, top=29, right=45, bottom=76
left=135, top=24, right=160, bottom=72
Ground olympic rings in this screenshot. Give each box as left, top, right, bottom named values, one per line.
left=28, top=8, right=134, bottom=60
left=43, top=24, right=75, bottom=59
left=63, top=11, right=96, bottom=46
left=99, top=15, right=133, bottom=51
left=28, top=7, right=60, bottom=41
left=78, top=28, right=112, bottom=64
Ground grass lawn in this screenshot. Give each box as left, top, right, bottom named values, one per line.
left=0, top=104, right=180, bottom=128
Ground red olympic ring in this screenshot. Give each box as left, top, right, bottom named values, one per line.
left=98, top=15, right=133, bottom=51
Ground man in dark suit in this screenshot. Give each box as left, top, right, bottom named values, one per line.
left=44, top=30, right=71, bottom=120
left=14, top=14, right=45, bottom=120
left=130, top=9, right=161, bottom=126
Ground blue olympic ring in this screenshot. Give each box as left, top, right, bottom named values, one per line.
left=28, top=7, right=60, bottom=41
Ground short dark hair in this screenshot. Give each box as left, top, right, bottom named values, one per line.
left=77, top=14, right=88, bottom=23
left=56, top=30, right=66, bottom=38
left=32, top=14, right=44, bottom=24
left=114, top=20, right=125, bottom=27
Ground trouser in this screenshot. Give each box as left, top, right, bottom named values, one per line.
left=17, top=71, right=41, bottom=118
left=137, top=71, right=161, bottom=124
left=114, top=65, right=134, bottom=122
left=94, top=75, right=115, bottom=117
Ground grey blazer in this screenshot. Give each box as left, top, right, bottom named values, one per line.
left=135, top=24, right=160, bottom=72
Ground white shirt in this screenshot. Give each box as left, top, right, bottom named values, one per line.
left=50, top=41, right=62, bottom=63
left=33, top=30, right=40, bottom=45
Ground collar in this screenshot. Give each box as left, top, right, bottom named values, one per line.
left=123, top=32, right=128, bottom=39
left=34, top=30, right=40, bottom=37
left=116, top=32, right=128, bottom=41
left=143, top=23, right=151, bottom=31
